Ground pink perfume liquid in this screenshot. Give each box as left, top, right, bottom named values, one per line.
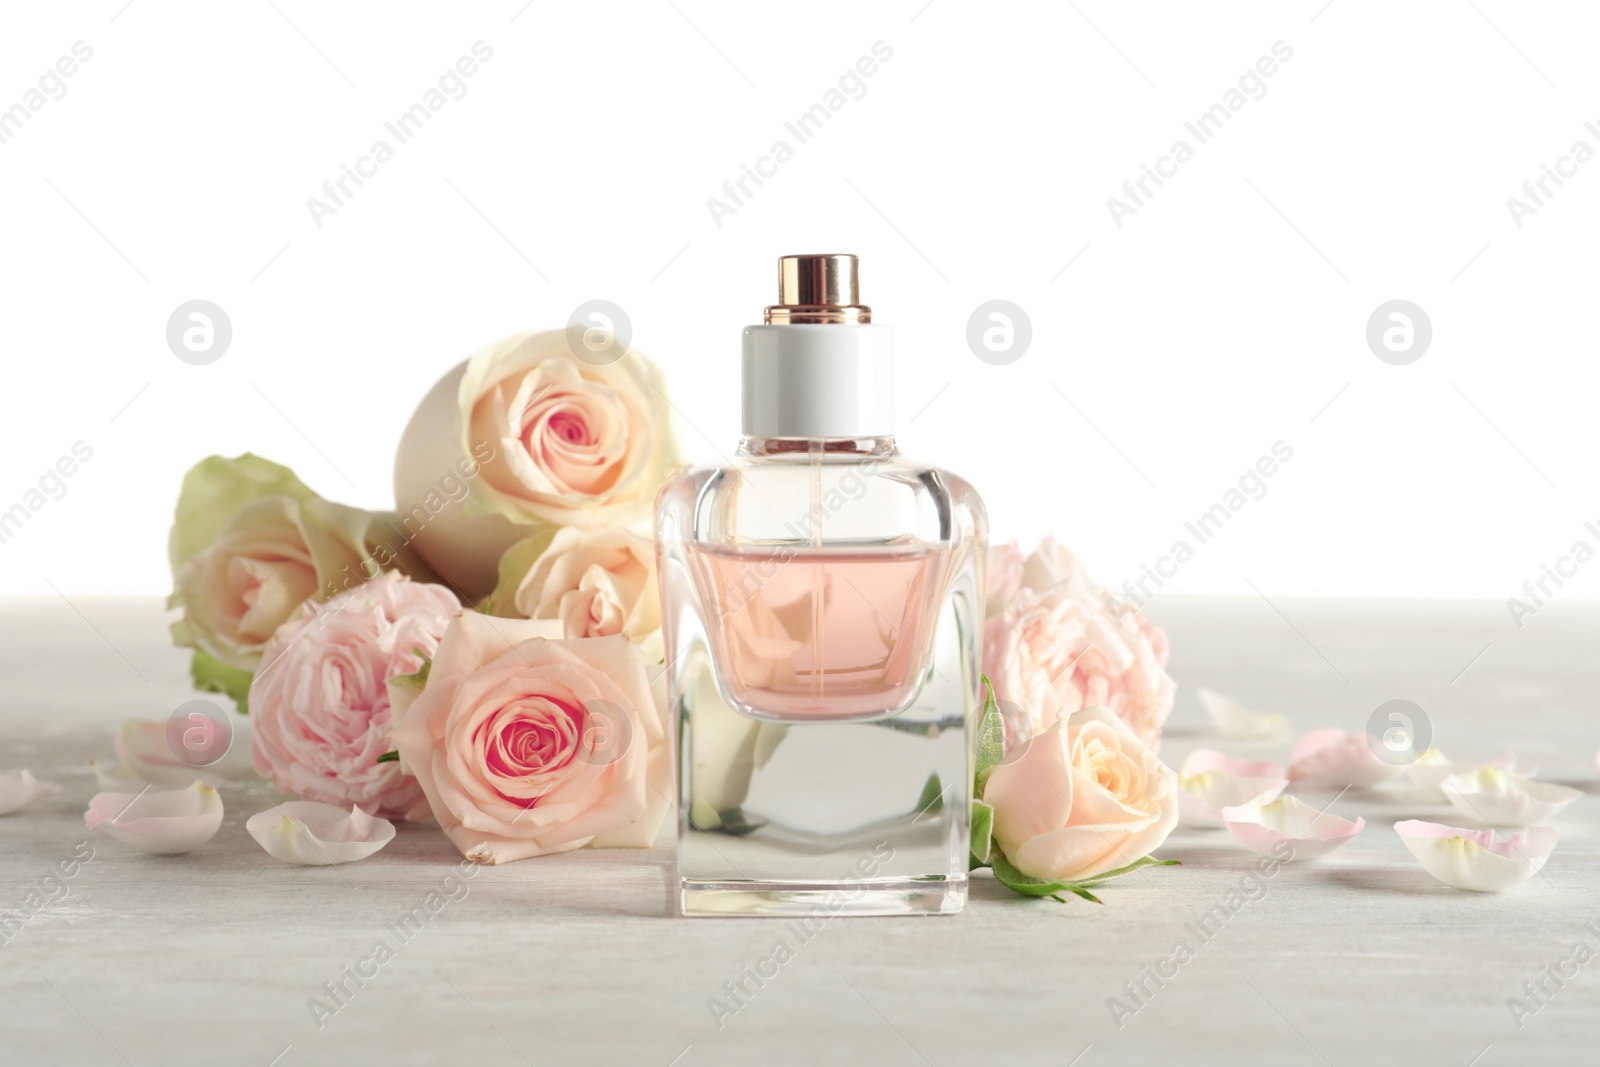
left=689, top=542, right=947, bottom=720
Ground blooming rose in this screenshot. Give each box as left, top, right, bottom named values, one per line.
left=393, top=331, right=681, bottom=597
left=169, top=454, right=432, bottom=706
left=482, top=527, right=661, bottom=657
left=249, top=572, right=459, bottom=820
left=984, top=706, right=1178, bottom=882
left=984, top=586, right=1175, bottom=752
left=388, top=611, right=669, bottom=863
left=986, top=540, right=1024, bottom=618
left=984, top=534, right=1175, bottom=750
left=1019, top=534, right=1097, bottom=600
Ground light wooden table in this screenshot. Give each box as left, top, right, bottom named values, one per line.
left=2, top=596, right=1596, bottom=1066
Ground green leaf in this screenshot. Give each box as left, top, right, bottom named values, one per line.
left=375, top=751, right=399, bottom=763
left=974, top=675, right=1005, bottom=797
left=970, top=799, right=994, bottom=867
left=190, top=649, right=252, bottom=714
left=914, top=772, right=945, bottom=818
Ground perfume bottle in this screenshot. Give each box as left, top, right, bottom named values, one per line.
left=656, top=254, right=986, bottom=917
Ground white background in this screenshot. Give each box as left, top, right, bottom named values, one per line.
left=2, top=0, right=1597, bottom=608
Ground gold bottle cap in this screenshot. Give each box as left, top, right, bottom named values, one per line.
left=765, top=254, right=872, bottom=324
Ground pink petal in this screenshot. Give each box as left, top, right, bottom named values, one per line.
left=84, top=781, right=224, bottom=855
left=1220, top=795, right=1364, bottom=860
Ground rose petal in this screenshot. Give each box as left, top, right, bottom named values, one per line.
left=1198, top=688, right=1287, bottom=740
left=110, top=718, right=258, bottom=788
left=1180, top=749, right=1285, bottom=779
left=1407, top=749, right=1540, bottom=798
left=84, top=781, right=223, bottom=854
left=0, top=770, right=60, bottom=816
left=1177, top=772, right=1289, bottom=828
left=1220, top=794, right=1364, bottom=860
left=1441, top=767, right=1582, bottom=828
left=1395, top=819, right=1556, bottom=891
left=1288, top=728, right=1402, bottom=789
left=246, top=801, right=396, bottom=865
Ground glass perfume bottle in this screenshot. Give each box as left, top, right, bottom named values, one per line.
left=656, top=254, right=986, bottom=917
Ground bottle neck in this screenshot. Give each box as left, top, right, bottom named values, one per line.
left=736, top=435, right=897, bottom=459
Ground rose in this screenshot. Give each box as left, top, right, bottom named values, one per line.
left=1018, top=534, right=1097, bottom=600
left=482, top=527, right=661, bottom=657
left=169, top=454, right=432, bottom=707
left=984, top=706, right=1178, bottom=882
left=248, top=572, right=460, bottom=820
left=394, top=331, right=681, bottom=597
left=983, top=585, right=1175, bottom=751
left=986, top=541, right=1024, bottom=618
left=388, top=611, right=669, bottom=863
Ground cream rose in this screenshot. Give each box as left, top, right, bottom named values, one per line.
left=984, top=706, right=1178, bottom=882
left=481, top=527, right=661, bottom=657
left=168, top=454, right=431, bottom=706
left=388, top=611, right=669, bottom=863
left=393, top=331, right=681, bottom=597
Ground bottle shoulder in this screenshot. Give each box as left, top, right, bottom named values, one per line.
left=656, top=452, right=984, bottom=548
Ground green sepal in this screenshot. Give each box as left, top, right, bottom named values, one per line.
left=190, top=649, right=252, bottom=714
left=990, top=850, right=1178, bottom=902
left=970, top=799, right=994, bottom=868
left=478, top=530, right=559, bottom=617
left=390, top=647, right=433, bottom=693
left=974, top=675, right=1005, bottom=798
left=375, top=751, right=400, bottom=763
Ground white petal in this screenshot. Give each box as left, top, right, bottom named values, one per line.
left=1407, top=749, right=1539, bottom=799
left=1441, top=767, right=1582, bottom=828
left=1198, top=688, right=1287, bottom=740
left=246, top=802, right=396, bottom=865
left=84, top=781, right=224, bottom=855
left=1177, top=771, right=1288, bottom=828
left=1395, top=819, right=1556, bottom=892
left=0, top=770, right=60, bottom=815
left=1220, top=794, right=1364, bottom=860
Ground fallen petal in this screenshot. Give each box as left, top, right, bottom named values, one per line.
left=111, top=718, right=258, bottom=788
left=1407, top=748, right=1539, bottom=799
left=1177, top=770, right=1289, bottom=828
left=84, top=781, right=223, bottom=854
left=1395, top=819, right=1556, bottom=892
left=1181, top=749, right=1285, bottom=779
left=1289, top=728, right=1403, bottom=789
left=1220, top=794, right=1365, bottom=860
left=1198, top=688, right=1287, bottom=740
left=0, top=770, right=60, bottom=816
left=246, top=802, right=396, bottom=866
left=1441, top=767, right=1582, bottom=829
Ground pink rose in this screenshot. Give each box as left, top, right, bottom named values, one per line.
left=984, top=586, right=1175, bottom=751
left=984, top=706, right=1178, bottom=881
left=1019, top=534, right=1098, bottom=600
left=388, top=611, right=669, bottom=864
left=394, top=331, right=682, bottom=597
left=248, top=572, right=460, bottom=820
left=986, top=540, right=1024, bottom=618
